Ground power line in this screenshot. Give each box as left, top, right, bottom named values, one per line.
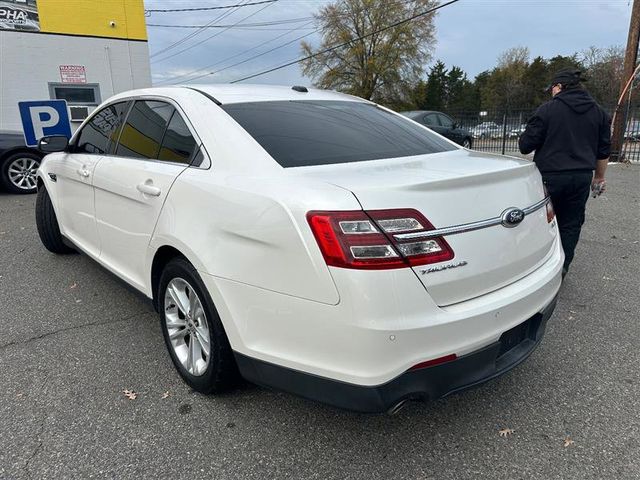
left=230, top=0, right=460, bottom=83
left=146, top=1, right=277, bottom=13
left=150, top=0, right=249, bottom=59
left=148, top=16, right=313, bottom=28
left=155, top=21, right=316, bottom=85
left=152, top=1, right=277, bottom=64
left=182, top=29, right=317, bottom=84
left=155, top=0, right=416, bottom=84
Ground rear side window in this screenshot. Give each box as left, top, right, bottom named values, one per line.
left=221, top=101, right=455, bottom=168
left=75, top=102, right=128, bottom=154
left=158, top=112, right=197, bottom=164
left=116, top=101, right=174, bottom=159
left=422, top=113, right=440, bottom=127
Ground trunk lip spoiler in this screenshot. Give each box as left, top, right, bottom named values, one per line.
left=393, top=197, right=550, bottom=241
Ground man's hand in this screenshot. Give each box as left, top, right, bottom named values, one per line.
left=592, top=177, right=606, bottom=196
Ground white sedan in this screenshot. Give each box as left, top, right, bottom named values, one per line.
left=35, top=85, right=563, bottom=413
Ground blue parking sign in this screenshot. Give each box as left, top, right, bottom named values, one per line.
left=18, top=100, right=72, bottom=147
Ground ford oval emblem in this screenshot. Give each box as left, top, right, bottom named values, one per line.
left=501, top=208, right=525, bottom=228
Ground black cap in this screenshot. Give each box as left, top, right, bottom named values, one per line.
left=544, top=69, right=583, bottom=92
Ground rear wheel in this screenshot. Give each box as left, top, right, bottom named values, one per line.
left=1, top=152, right=41, bottom=194
left=35, top=185, right=75, bottom=254
left=158, top=257, right=238, bottom=393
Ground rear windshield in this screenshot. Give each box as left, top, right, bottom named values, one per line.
left=221, top=100, right=456, bottom=168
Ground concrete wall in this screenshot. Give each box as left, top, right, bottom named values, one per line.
left=0, top=30, right=151, bottom=131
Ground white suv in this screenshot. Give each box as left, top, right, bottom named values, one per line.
left=35, top=85, right=563, bottom=413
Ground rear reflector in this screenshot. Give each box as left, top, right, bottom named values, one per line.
left=307, top=209, right=454, bottom=270
left=408, top=354, right=458, bottom=371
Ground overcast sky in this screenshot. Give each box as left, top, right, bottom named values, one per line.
left=145, top=0, right=633, bottom=87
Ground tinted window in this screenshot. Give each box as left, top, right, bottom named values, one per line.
left=158, top=112, right=197, bottom=164
left=437, top=114, right=454, bottom=129
left=423, top=114, right=440, bottom=127
left=53, top=86, right=96, bottom=104
left=75, top=102, right=128, bottom=154
left=116, top=101, right=174, bottom=159
left=222, top=101, right=455, bottom=168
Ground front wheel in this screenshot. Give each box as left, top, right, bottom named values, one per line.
left=158, top=257, right=238, bottom=393
left=35, top=185, right=75, bottom=254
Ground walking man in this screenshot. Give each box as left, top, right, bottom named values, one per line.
left=519, top=69, right=611, bottom=277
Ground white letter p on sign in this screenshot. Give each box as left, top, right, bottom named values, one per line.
left=29, top=106, right=60, bottom=140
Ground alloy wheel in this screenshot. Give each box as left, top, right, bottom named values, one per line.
left=7, top=157, right=39, bottom=191
left=164, top=278, right=211, bottom=376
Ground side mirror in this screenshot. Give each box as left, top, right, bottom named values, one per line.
left=38, top=135, right=69, bottom=153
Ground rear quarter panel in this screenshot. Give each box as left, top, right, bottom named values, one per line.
left=150, top=168, right=361, bottom=306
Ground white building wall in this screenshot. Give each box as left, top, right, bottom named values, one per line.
left=0, top=31, right=151, bottom=131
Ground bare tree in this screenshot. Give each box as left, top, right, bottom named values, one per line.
left=300, top=0, right=438, bottom=105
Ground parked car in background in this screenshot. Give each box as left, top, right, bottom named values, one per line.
left=401, top=110, right=473, bottom=148
left=36, top=85, right=562, bottom=413
left=471, top=122, right=503, bottom=139
left=0, top=131, right=43, bottom=194
left=509, top=124, right=527, bottom=138
left=624, top=120, right=640, bottom=142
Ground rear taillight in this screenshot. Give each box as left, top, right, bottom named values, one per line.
left=307, top=209, right=454, bottom=270
left=543, top=186, right=555, bottom=223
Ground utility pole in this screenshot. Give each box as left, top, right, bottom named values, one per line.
left=611, top=0, right=640, bottom=162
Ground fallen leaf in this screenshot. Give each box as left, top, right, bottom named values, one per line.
left=568, top=316, right=574, bottom=320
left=69, top=282, right=77, bottom=289
left=499, top=428, right=515, bottom=437
left=123, top=389, right=137, bottom=400
left=161, top=391, right=169, bottom=399
left=75, top=299, right=82, bottom=304
left=602, top=276, right=613, bottom=281
left=16, top=392, right=23, bottom=398
left=563, top=436, right=575, bottom=447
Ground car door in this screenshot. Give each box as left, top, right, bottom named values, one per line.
left=92, top=99, right=198, bottom=290
left=436, top=113, right=461, bottom=144
left=53, top=101, right=129, bottom=257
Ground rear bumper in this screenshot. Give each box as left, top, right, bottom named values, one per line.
left=235, top=295, right=557, bottom=413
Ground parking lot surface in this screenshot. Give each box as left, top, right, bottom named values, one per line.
left=0, top=164, right=638, bottom=480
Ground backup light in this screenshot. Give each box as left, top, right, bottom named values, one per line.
left=307, top=209, right=454, bottom=270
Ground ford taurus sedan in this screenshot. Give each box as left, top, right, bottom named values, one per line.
left=35, top=85, right=563, bottom=413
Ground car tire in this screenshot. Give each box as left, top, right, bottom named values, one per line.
left=1, top=151, right=41, bottom=194
left=35, top=185, right=76, bottom=254
left=158, top=257, right=238, bottom=393
left=462, top=138, right=472, bottom=148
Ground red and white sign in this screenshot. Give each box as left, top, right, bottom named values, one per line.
left=59, top=65, right=87, bottom=84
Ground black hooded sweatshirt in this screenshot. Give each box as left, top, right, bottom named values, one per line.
left=519, top=89, right=611, bottom=173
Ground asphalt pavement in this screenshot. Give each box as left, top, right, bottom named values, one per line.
left=0, top=164, right=638, bottom=480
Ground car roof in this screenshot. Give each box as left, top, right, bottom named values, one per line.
left=190, top=84, right=370, bottom=105
left=126, top=84, right=366, bottom=105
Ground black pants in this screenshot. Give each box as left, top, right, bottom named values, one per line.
left=542, top=171, right=593, bottom=270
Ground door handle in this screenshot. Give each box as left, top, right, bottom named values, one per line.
left=77, top=168, right=90, bottom=178
left=136, top=183, right=161, bottom=197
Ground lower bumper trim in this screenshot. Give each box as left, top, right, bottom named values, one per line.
left=234, top=295, right=558, bottom=413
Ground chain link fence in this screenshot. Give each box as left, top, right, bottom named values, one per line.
left=445, top=107, right=640, bottom=163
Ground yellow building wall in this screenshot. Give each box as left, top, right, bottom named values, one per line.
left=37, top=0, right=147, bottom=41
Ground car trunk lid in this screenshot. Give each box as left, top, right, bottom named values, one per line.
left=291, top=149, right=558, bottom=306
